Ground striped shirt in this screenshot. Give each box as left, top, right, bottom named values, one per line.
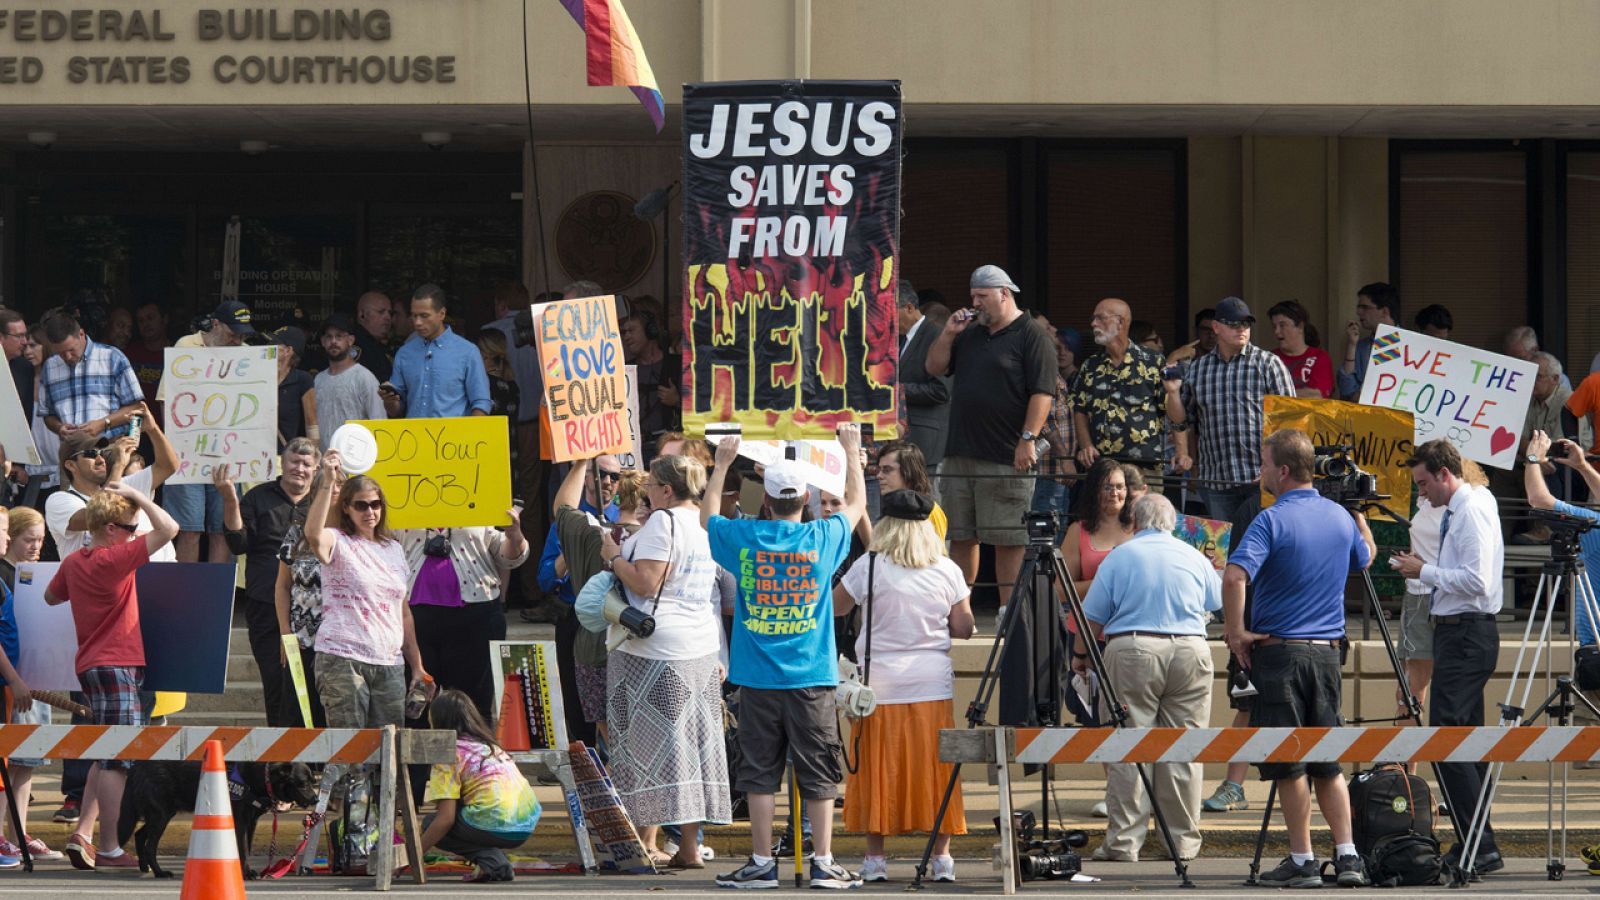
left=1177, top=343, right=1294, bottom=487
left=37, top=337, right=142, bottom=435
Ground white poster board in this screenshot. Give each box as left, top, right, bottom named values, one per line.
left=162, top=346, right=279, bottom=484
left=735, top=439, right=848, bottom=497
left=1358, top=325, right=1539, bottom=470
left=617, top=365, right=642, bottom=470
left=0, top=359, right=40, bottom=465
left=13, top=563, right=77, bottom=691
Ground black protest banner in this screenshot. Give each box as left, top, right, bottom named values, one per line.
left=681, top=80, right=902, bottom=439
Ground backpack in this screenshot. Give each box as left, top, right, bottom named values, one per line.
left=329, top=771, right=379, bottom=876
left=1348, top=764, right=1441, bottom=887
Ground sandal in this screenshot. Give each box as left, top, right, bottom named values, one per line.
left=646, top=849, right=674, bottom=867
left=667, top=854, right=706, bottom=870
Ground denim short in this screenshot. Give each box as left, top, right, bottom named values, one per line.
left=161, top=482, right=232, bottom=532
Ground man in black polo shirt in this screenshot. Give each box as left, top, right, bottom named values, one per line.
left=354, top=290, right=395, bottom=383
left=217, top=438, right=320, bottom=726
left=926, top=264, right=1058, bottom=613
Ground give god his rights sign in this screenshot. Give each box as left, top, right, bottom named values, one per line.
left=1358, top=325, right=1538, bottom=470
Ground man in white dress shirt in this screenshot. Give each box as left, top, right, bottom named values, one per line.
left=1390, top=438, right=1504, bottom=876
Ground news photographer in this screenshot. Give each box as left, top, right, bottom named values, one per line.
left=594, top=454, right=730, bottom=869
left=1077, top=493, right=1219, bottom=863
left=1223, top=428, right=1375, bottom=888
left=1390, top=439, right=1505, bottom=876
left=833, top=489, right=975, bottom=883
left=1524, top=430, right=1600, bottom=649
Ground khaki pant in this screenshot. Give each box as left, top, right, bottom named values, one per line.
left=1100, top=634, right=1212, bottom=861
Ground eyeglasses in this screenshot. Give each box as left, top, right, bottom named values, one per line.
left=643, top=480, right=664, bottom=489
left=1101, top=484, right=1128, bottom=494
left=69, top=448, right=103, bottom=462
left=110, top=521, right=139, bottom=534
left=1356, top=303, right=1378, bottom=312
left=347, top=499, right=384, bottom=512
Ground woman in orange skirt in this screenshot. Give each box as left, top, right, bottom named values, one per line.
left=834, top=490, right=975, bottom=883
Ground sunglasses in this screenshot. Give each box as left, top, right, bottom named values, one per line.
left=347, top=499, right=384, bottom=513
left=69, top=448, right=104, bottom=462
left=597, top=470, right=622, bottom=481
left=110, top=521, right=139, bottom=534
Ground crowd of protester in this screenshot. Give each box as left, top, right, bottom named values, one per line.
left=0, top=265, right=1595, bottom=886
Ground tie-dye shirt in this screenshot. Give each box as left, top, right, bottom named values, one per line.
left=425, top=737, right=541, bottom=836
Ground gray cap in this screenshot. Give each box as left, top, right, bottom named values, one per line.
left=970, top=264, right=1020, bottom=293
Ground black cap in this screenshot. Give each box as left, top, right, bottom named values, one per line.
left=880, top=489, right=935, bottom=522
left=322, top=311, right=357, bottom=336
left=270, top=326, right=306, bottom=358
left=212, top=300, right=258, bottom=336
left=1214, top=296, right=1255, bottom=325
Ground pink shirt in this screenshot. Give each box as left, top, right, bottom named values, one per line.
left=315, top=531, right=410, bottom=667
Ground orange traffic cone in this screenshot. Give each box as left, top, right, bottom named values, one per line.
left=180, top=739, right=247, bottom=900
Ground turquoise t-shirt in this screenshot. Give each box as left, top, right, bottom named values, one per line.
left=708, top=514, right=851, bottom=690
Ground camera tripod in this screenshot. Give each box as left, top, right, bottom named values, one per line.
left=1453, top=524, right=1600, bottom=884
left=1243, top=501, right=1470, bottom=886
left=910, top=517, right=1195, bottom=890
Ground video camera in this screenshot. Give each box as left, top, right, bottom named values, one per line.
left=1022, top=510, right=1061, bottom=545
left=994, top=810, right=1086, bottom=882
left=1312, top=444, right=1387, bottom=508
left=1529, top=507, right=1599, bottom=561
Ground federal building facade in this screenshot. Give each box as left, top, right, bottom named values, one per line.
left=2, top=0, right=1598, bottom=371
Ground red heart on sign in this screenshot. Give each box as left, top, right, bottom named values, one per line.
left=1490, top=426, right=1515, bottom=456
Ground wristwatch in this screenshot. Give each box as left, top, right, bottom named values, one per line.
left=1526, top=452, right=1541, bottom=465
left=602, top=554, right=617, bottom=572
left=1020, top=430, right=1037, bottom=442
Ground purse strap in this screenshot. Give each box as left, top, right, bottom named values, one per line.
left=638, top=508, right=675, bottom=617
left=861, top=552, right=875, bottom=686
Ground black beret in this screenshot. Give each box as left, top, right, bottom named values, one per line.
left=880, top=489, right=934, bottom=522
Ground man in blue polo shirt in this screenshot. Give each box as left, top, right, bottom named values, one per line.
left=1223, top=428, right=1375, bottom=888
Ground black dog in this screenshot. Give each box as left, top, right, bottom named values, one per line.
left=117, top=760, right=318, bottom=879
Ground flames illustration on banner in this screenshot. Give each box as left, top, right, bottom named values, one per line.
left=680, top=81, right=903, bottom=440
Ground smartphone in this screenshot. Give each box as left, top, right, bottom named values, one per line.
left=1161, top=365, right=1183, bottom=381
left=609, top=525, right=627, bottom=545
left=953, top=308, right=976, bottom=324
left=127, top=413, right=143, bottom=441
left=379, top=382, right=398, bottom=394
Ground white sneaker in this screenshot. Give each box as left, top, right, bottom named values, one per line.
left=860, top=856, right=888, bottom=882
left=932, top=855, right=955, bottom=883
left=1090, top=800, right=1108, bottom=818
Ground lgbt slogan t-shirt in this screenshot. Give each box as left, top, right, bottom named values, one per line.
left=708, top=514, right=851, bottom=690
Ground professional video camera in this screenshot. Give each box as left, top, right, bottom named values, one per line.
left=1529, top=507, right=1599, bottom=561
left=994, top=811, right=1086, bottom=881
left=1022, top=510, right=1061, bottom=545
left=1312, top=444, right=1387, bottom=507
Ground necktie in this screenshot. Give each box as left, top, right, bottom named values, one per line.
left=899, top=333, right=907, bottom=353
left=1431, top=508, right=1452, bottom=607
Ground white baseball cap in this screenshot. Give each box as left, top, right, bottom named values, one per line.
left=763, top=460, right=808, bottom=499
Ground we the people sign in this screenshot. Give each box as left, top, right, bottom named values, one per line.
left=534, top=295, right=633, bottom=462
left=163, top=346, right=277, bottom=484
left=681, top=80, right=902, bottom=440
left=1358, top=326, right=1537, bottom=470
left=354, top=416, right=512, bottom=529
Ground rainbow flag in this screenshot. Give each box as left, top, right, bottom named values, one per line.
left=559, top=0, right=666, bottom=132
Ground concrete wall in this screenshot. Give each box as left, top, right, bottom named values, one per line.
left=5, top=0, right=1600, bottom=109
left=1187, top=136, right=1389, bottom=346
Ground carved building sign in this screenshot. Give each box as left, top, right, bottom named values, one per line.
left=0, top=7, right=457, bottom=85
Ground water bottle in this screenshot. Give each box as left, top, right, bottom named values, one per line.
left=404, top=674, right=437, bottom=720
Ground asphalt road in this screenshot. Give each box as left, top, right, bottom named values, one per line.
left=3, top=856, right=1600, bottom=897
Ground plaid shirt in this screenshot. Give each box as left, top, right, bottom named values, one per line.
left=1177, top=343, right=1294, bottom=487
left=1041, top=373, right=1077, bottom=476
left=38, top=337, right=142, bottom=434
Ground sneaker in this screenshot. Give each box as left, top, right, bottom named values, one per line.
left=1583, top=843, right=1600, bottom=865
left=773, top=833, right=815, bottom=861
left=0, top=839, right=17, bottom=858
left=95, top=849, right=138, bottom=870
left=1202, top=780, right=1248, bottom=812
left=716, top=856, right=779, bottom=890
left=1257, top=856, right=1320, bottom=889
left=23, top=838, right=63, bottom=862
left=859, top=856, right=888, bottom=883
left=0, top=855, right=18, bottom=871
left=52, top=800, right=80, bottom=824
left=1090, top=800, right=1108, bottom=818
left=1334, top=853, right=1368, bottom=887
left=931, top=855, right=955, bottom=883
left=64, top=834, right=95, bottom=871
left=809, top=858, right=861, bottom=890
